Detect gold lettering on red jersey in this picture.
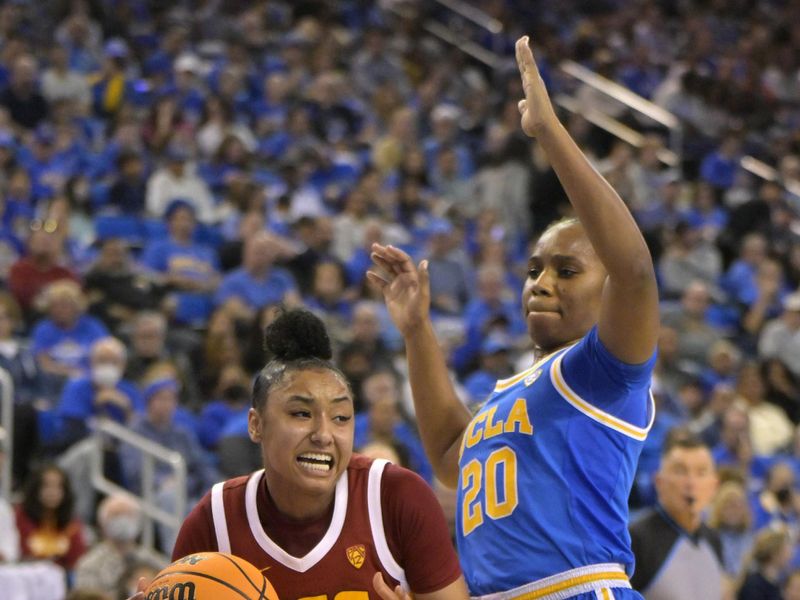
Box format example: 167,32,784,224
346,544,366,569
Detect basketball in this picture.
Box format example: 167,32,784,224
144,552,280,600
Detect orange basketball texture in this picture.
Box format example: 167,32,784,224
144,552,280,600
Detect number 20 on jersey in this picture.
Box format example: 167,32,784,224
461,446,518,535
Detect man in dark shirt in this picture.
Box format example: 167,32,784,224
106,151,147,215
630,430,725,599
84,236,163,333
0,54,48,129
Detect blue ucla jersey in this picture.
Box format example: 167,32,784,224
456,327,656,596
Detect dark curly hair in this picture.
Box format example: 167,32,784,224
252,308,351,411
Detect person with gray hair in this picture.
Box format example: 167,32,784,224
123,311,199,409
73,493,164,593
48,336,144,453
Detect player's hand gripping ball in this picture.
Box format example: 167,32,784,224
144,552,280,599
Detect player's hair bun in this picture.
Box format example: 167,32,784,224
264,308,333,361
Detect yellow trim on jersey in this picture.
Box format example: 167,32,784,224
514,572,628,600
550,353,655,441
471,563,631,600
494,344,577,393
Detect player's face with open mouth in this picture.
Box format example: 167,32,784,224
253,368,354,504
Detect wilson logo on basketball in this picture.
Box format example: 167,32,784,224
146,581,196,600
346,544,366,569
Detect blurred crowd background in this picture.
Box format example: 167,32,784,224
2,0,800,598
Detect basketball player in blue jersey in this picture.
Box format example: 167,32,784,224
369,36,660,600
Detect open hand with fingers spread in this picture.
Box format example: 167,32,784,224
367,243,430,337
515,36,558,138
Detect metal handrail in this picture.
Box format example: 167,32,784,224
554,94,679,166
0,367,13,501
740,156,800,198
89,418,186,554
422,20,503,68
433,0,503,34
403,1,799,199
559,60,680,130
557,60,800,201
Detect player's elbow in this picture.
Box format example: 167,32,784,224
613,255,657,290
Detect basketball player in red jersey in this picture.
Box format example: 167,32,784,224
131,308,465,600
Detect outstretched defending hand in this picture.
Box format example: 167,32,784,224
515,36,558,138
367,243,430,337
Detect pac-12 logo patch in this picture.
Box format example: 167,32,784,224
346,544,366,569
524,369,542,387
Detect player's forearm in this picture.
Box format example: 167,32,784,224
403,321,471,484
536,120,655,284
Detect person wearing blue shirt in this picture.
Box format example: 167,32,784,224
214,230,300,321
196,365,251,452
50,336,144,452
121,377,219,554
462,337,515,410
699,133,743,190
454,264,527,375
369,37,659,599
353,369,433,484
140,199,220,326
31,280,108,385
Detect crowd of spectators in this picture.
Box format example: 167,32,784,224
1,0,800,598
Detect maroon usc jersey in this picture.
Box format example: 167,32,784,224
173,455,461,600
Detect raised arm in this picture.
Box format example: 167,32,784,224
367,248,472,487
516,37,659,363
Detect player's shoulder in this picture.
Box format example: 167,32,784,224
349,454,429,491
347,453,375,473
381,462,436,508
207,472,258,503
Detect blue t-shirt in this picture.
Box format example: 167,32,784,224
213,267,297,310
353,414,433,484
30,315,109,372
196,400,250,450
140,238,219,324
57,376,144,424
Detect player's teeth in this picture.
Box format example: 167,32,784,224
299,462,331,472
297,453,333,472
298,453,333,463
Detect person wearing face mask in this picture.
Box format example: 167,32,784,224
73,494,164,593
48,336,144,453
